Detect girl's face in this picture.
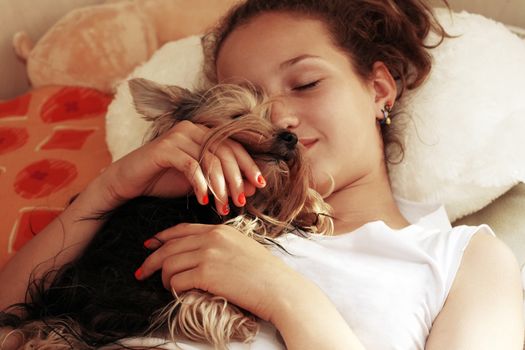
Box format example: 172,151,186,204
216,12,391,195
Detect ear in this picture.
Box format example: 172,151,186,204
128,78,192,119
368,62,397,120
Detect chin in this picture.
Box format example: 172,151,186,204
310,168,336,199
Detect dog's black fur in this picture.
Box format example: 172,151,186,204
0,192,299,348
0,196,227,346
0,79,316,349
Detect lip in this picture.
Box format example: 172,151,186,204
299,138,318,149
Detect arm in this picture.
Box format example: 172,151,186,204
0,121,263,310
270,270,366,350
139,223,367,350
0,176,112,310
425,232,524,350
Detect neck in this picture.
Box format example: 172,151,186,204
324,166,410,235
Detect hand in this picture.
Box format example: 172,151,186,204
100,120,266,214
135,222,293,322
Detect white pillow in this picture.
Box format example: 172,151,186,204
389,8,525,221
105,10,525,222
105,35,206,161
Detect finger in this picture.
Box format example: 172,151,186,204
189,124,263,200
160,251,202,289
244,182,257,197
169,267,204,295
139,233,206,280
178,123,226,206
152,134,210,204
174,123,263,205
144,223,211,249
192,124,264,191
143,235,164,250
153,122,206,163
214,142,246,207
166,149,210,205
187,122,210,143
201,152,230,215
229,140,266,189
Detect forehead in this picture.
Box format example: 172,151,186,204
216,12,345,82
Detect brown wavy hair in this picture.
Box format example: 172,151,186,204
202,0,452,164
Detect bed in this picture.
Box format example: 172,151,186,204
1,0,524,346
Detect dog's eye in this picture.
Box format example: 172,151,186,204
293,80,321,91
231,114,242,119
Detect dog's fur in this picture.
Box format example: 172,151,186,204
0,78,333,350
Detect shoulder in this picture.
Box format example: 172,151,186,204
469,227,516,256
456,228,521,288
426,227,524,349
453,228,522,303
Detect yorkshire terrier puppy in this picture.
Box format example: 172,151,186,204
0,78,333,350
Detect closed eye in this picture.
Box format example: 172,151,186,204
293,80,321,91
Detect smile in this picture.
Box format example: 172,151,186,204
299,138,318,150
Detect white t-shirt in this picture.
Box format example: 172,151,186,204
118,198,494,350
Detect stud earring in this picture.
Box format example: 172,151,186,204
380,103,393,126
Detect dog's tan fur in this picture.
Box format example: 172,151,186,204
132,78,333,348
1,78,333,350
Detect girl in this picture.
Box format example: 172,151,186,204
1,0,523,349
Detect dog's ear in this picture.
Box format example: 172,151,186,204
128,78,195,120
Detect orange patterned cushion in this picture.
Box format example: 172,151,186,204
0,86,113,268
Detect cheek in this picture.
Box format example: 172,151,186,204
300,88,347,127
311,89,365,139
313,92,376,163
301,86,381,189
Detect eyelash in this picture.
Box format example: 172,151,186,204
293,80,321,91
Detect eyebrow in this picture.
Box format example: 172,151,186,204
279,54,322,70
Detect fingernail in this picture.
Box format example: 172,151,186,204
202,195,209,205
257,174,266,187
144,237,163,250
144,239,154,249
134,267,143,280
222,204,230,215
238,192,246,206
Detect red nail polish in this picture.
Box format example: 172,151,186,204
143,239,154,249
238,193,246,206
134,267,143,280
202,195,209,205
257,175,266,186
222,204,230,215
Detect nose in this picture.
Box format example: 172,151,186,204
270,99,299,129
278,131,298,150
273,130,299,161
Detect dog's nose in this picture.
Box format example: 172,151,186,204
278,131,298,149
